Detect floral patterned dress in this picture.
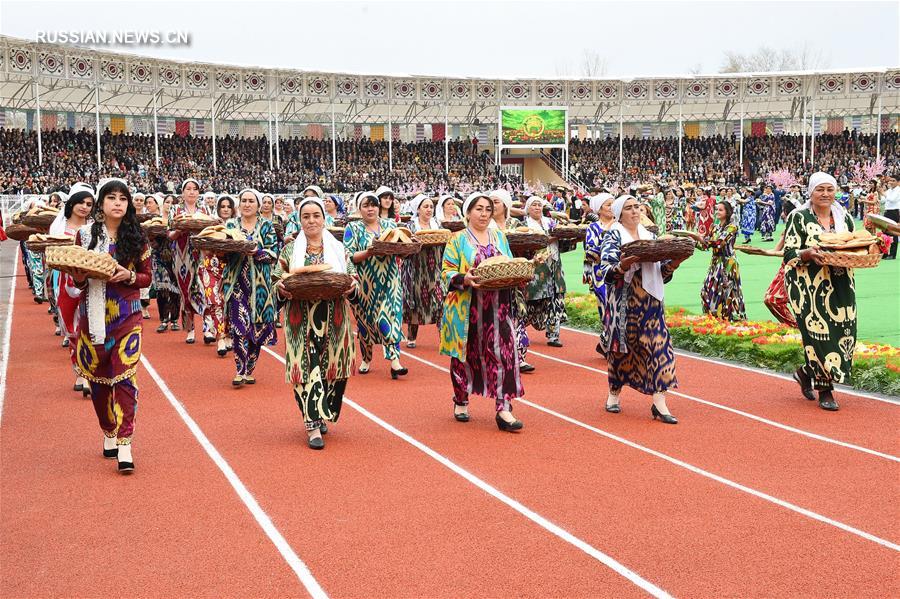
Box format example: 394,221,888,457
222,218,278,377
783,208,857,390
523,220,567,343
198,253,226,339
343,219,403,362
700,223,747,321
599,229,678,395
758,194,776,239
169,203,209,329
441,229,523,410
740,196,757,239
401,218,444,335
274,243,356,431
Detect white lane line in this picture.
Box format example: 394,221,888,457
262,347,672,599
559,325,897,404
141,355,328,599
398,349,900,553
527,349,900,463
0,245,19,426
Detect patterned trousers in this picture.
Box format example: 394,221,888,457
293,379,347,431
90,376,138,445
358,338,400,363
233,336,263,376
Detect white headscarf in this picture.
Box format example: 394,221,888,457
291,197,347,273
590,193,614,214
802,172,848,233
303,185,324,199
181,178,201,193
237,188,261,206
435,195,459,222
610,195,665,302
489,189,513,216
375,185,394,199
463,192,490,217
524,196,551,233
50,183,93,236
410,194,440,230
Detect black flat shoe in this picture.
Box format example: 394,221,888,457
818,391,839,411
454,408,470,422
103,445,118,459
320,423,328,435
217,349,227,357
651,405,678,424
495,413,523,432
358,365,370,375
547,340,563,348
519,362,535,373
156,323,168,333
117,460,134,474
244,376,256,385
307,435,325,450
171,324,181,331
185,338,195,345
203,335,215,345
62,338,69,348
73,382,83,392
390,367,408,380
793,368,816,401
605,404,621,413
232,376,244,387
82,387,91,398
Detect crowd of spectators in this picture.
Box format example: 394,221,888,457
0,126,896,196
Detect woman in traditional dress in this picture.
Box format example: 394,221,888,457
671,187,686,231
487,190,533,371
198,195,235,356
663,190,676,233
758,185,777,242
684,188,696,231
783,172,858,412
344,192,407,378
152,194,182,333
763,230,798,329
861,180,881,234
440,192,524,431
699,201,747,321
222,189,279,386
401,194,444,348
22,197,49,304
49,183,94,394
144,194,160,217
168,179,209,344
273,197,357,450
738,188,757,244
71,178,151,474
649,185,666,232
599,195,685,423
584,193,616,353
695,189,714,238
522,196,567,348
322,195,342,225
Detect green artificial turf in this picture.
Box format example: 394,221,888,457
561,221,900,346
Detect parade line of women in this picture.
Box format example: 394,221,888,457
14,172,865,473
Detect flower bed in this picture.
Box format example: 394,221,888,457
564,293,900,396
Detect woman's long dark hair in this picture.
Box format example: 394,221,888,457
217,195,236,219
378,194,396,219
89,180,146,266
64,191,93,219
717,200,734,224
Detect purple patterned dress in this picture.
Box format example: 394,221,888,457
450,242,524,411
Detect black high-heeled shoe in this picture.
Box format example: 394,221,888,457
817,390,839,411
793,368,816,401
651,404,678,424
605,403,621,413
495,413,523,432
390,367,408,380
454,407,470,422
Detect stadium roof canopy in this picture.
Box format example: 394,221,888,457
1,35,898,127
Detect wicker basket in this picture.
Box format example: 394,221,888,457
370,239,422,257
20,213,57,230
506,231,550,255
470,259,535,290
441,220,465,232
169,216,223,233
414,229,452,246
736,245,783,257
142,223,169,238
25,236,75,253
193,237,258,255
551,225,587,241
282,271,353,301
818,250,882,269
399,214,411,223
136,213,157,223
621,237,696,262
6,223,42,241
327,226,346,241
45,245,118,280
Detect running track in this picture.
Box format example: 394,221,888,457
2,247,898,597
